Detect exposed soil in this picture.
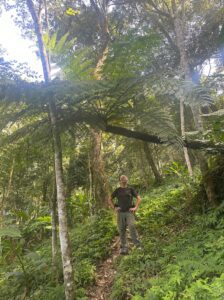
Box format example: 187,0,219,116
87,236,120,300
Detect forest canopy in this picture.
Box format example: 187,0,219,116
1,1,224,299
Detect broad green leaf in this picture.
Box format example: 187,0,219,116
0,227,21,238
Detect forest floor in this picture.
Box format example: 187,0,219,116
87,236,120,300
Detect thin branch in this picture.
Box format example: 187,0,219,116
147,0,172,19
163,0,172,15
149,14,177,53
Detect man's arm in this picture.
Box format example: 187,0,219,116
108,189,119,211
108,196,120,212
129,195,141,212
108,196,115,209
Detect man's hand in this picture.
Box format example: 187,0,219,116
129,206,137,212
115,207,121,212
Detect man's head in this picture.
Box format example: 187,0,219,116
119,175,128,187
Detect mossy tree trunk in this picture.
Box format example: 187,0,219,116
90,129,109,209
89,0,110,209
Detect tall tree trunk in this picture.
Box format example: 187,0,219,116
153,144,163,176
90,0,110,79
6,158,15,199
191,104,217,204
0,190,5,256
89,0,110,209
88,153,93,215
139,146,150,189
49,102,74,296
143,142,162,184
172,0,193,177
42,179,48,203
26,1,75,298
90,129,109,209
51,181,58,282
180,97,193,177
172,0,216,203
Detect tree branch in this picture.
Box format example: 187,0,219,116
105,125,165,144
150,15,178,53
103,124,224,154
148,0,172,19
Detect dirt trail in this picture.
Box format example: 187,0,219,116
87,236,120,300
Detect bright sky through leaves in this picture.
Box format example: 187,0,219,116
0,10,43,77
0,5,215,81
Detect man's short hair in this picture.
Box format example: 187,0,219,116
119,175,128,182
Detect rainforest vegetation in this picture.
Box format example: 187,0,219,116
0,0,224,299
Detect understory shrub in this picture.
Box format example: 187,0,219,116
111,180,224,300
0,210,116,300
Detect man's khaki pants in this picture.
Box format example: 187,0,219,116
117,211,140,248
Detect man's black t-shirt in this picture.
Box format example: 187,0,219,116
111,187,138,212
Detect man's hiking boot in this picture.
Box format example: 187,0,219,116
134,244,143,251
120,247,128,255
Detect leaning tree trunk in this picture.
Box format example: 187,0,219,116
26,1,75,298
143,142,163,184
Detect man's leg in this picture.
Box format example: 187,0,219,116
126,212,141,246
117,212,127,251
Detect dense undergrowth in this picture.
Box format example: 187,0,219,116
0,210,116,300
1,175,224,300
110,179,224,299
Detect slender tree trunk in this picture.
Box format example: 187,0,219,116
48,101,75,299
1,160,14,253
143,142,163,184
153,145,163,176
51,181,58,282
42,179,48,202
172,0,193,177
26,1,75,298
0,191,5,256
88,153,93,215
180,97,193,177
6,158,15,199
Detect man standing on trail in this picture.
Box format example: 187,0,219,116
108,175,142,254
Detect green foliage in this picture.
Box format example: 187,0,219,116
44,31,94,80
103,29,161,79
110,178,224,299
110,181,187,299
71,210,116,264
0,210,116,300
0,227,21,238
66,188,92,225
164,161,201,202
1,2,224,300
